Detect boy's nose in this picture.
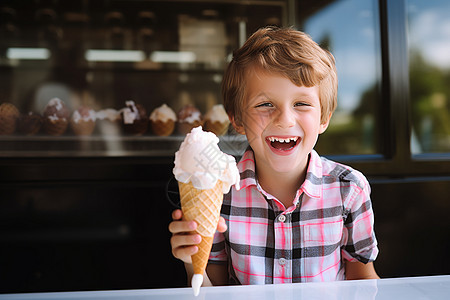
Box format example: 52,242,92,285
274,108,295,128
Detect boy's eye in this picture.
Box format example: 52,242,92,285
294,102,310,107
255,102,273,108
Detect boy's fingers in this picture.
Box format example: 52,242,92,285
168,220,197,234
217,217,227,233
171,234,201,263
172,245,197,263
171,233,202,249
171,209,183,220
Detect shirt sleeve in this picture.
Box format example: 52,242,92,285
209,230,228,264
341,176,379,264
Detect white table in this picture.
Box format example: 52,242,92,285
2,275,450,300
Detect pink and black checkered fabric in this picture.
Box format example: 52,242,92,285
209,149,378,284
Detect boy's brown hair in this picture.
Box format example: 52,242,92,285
222,26,337,126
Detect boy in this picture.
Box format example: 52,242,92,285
169,26,379,286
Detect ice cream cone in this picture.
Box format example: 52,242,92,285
191,235,214,275
151,119,175,136
179,180,224,237
178,180,224,295
0,103,20,135
70,119,95,136
204,104,230,136
173,126,240,296
149,104,177,136
43,118,68,136
70,106,96,136
42,98,70,136
121,101,148,135
204,120,229,136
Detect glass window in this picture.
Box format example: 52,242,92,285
0,0,288,157
299,0,382,155
407,0,450,154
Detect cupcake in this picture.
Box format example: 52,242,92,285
177,104,202,135
120,100,148,135
149,104,177,136
42,98,70,136
70,106,96,136
204,104,230,136
0,102,20,135
18,111,43,135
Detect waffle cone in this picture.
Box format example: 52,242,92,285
205,120,229,136
179,180,224,275
0,103,20,135
70,120,96,136
151,119,175,136
192,235,214,275
43,118,68,136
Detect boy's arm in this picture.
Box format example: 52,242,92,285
345,261,380,280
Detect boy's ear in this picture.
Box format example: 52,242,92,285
229,115,245,135
319,113,332,134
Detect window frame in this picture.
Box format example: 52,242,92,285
327,0,450,178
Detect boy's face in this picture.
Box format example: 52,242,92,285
233,69,330,176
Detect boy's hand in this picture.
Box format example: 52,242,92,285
169,209,227,264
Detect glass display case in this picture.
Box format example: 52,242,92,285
0,0,292,157
0,0,293,293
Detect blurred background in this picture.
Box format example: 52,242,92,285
0,0,449,293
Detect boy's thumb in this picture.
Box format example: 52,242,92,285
217,216,227,233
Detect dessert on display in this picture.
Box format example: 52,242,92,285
18,111,43,135
173,126,240,296
177,104,202,135
42,98,70,136
0,102,20,135
121,100,148,135
149,103,177,136
70,106,97,136
1,99,233,140
204,104,230,136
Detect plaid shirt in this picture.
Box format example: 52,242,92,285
209,148,378,284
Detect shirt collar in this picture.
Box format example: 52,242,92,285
237,148,323,199
237,147,257,190
301,149,323,199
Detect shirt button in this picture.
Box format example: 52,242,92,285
278,215,286,223
279,258,286,266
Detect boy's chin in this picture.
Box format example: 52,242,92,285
268,160,302,174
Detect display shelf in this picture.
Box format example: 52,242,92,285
0,134,248,157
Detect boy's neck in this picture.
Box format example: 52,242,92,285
256,163,307,209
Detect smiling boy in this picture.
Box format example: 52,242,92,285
169,26,379,286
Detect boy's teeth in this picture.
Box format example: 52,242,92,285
268,137,298,143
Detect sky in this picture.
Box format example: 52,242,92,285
304,0,380,112
407,0,450,68
302,0,450,112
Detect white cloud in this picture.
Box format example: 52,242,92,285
334,48,379,111
410,7,450,68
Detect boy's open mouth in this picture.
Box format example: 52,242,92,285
267,136,299,151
